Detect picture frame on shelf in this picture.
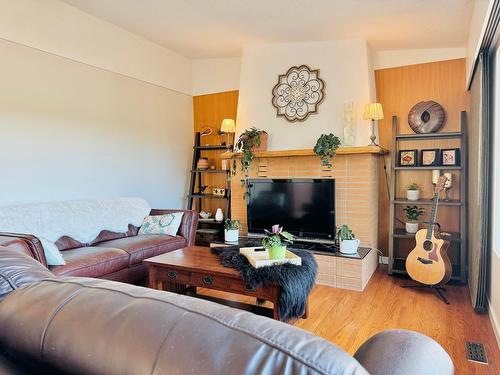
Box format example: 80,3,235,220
420,148,440,166
441,148,461,166
399,149,418,167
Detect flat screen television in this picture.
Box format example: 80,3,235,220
247,178,335,241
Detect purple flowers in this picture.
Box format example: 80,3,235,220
271,224,283,234
262,224,295,249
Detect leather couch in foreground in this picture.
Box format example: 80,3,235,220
0,208,198,283
0,248,454,375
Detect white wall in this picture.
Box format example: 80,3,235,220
0,0,192,95
0,38,192,208
237,40,374,150
374,47,466,70
192,58,241,96
466,0,495,87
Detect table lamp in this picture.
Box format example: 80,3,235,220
220,119,236,148
363,103,384,146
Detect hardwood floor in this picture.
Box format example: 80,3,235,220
198,266,499,374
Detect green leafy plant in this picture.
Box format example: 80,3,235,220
224,219,241,230
337,225,355,241
407,182,419,191
261,224,295,249
403,205,424,222
232,127,267,199
313,133,341,168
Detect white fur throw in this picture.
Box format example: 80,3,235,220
0,197,151,266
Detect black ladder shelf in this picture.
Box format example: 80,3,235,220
187,132,232,243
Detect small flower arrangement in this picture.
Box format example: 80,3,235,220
262,225,295,259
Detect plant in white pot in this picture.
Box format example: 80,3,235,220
406,182,420,201
262,224,295,260
337,225,360,254
403,205,424,234
224,219,241,243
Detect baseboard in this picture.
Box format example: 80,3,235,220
379,256,388,265
487,297,500,348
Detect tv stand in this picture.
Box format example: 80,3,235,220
210,237,378,291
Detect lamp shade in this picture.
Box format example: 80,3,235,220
363,103,384,121
220,119,236,133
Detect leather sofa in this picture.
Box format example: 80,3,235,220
0,208,198,284
0,248,454,375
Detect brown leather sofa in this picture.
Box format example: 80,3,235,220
0,209,198,284
0,248,454,375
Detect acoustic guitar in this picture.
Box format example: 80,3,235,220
405,176,452,285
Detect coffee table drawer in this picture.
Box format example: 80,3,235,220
190,272,227,289
156,268,190,284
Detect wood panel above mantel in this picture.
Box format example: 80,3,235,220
221,146,387,159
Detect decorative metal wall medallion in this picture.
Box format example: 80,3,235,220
272,65,325,122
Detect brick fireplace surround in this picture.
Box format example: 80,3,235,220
226,146,385,249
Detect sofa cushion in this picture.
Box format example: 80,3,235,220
95,235,186,265
50,247,129,278
0,247,54,303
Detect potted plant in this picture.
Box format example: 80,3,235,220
406,182,420,201
337,225,360,254
224,219,241,242
232,127,268,199
403,205,424,233
261,224,295,260
313,133,341,168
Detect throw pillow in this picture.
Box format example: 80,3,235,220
138,212,183,236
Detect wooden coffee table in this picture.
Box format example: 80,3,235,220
144,246,308,321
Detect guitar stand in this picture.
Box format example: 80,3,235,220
401,284,449,305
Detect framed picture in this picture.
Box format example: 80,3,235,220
399,149,418,167
441,148,461,166
420,148,440,166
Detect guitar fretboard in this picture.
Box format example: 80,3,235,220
426,192,440,240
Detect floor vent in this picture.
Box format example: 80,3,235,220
466,342,488,364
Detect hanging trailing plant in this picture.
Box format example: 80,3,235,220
313,133,341,168
231,127,267,200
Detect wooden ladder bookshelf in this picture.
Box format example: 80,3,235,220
187,132,232,245
388,111,468,283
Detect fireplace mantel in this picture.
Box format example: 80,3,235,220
222,145,387,159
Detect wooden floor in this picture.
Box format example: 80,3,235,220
198,266,499,374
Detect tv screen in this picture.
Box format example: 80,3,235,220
247,179,335,240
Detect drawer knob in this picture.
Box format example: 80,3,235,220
202,276,214,285
245,284,256,292
167,271,177,279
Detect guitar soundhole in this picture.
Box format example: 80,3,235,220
423,240,434,251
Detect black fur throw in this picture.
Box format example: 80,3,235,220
211,246,317,322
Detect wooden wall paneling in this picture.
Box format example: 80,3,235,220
192,91,239,215
375,59,470,256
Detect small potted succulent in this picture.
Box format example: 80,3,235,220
403,205,424,234
406,182,420,201
337,225,360,254
262,224,295,260
224,219,241,243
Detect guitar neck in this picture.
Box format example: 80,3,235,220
426,192,440,239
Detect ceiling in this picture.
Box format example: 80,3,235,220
62,0,474,59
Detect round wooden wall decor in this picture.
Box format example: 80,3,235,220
408,101,446,134
271,65,325,122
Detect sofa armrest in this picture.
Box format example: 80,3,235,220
354,329,453,375
149,209,198,246
0,233,48,267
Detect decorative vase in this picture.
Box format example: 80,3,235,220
224,229,239,243
215,208,223,222
196,158,209,170
405,222,419,234
251,132,268,152
268,246,287,260
406,190,420,201
339,239,360,254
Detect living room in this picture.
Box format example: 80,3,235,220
0,0,499,374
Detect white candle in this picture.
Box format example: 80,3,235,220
432,170,440,184
444,173,452,188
